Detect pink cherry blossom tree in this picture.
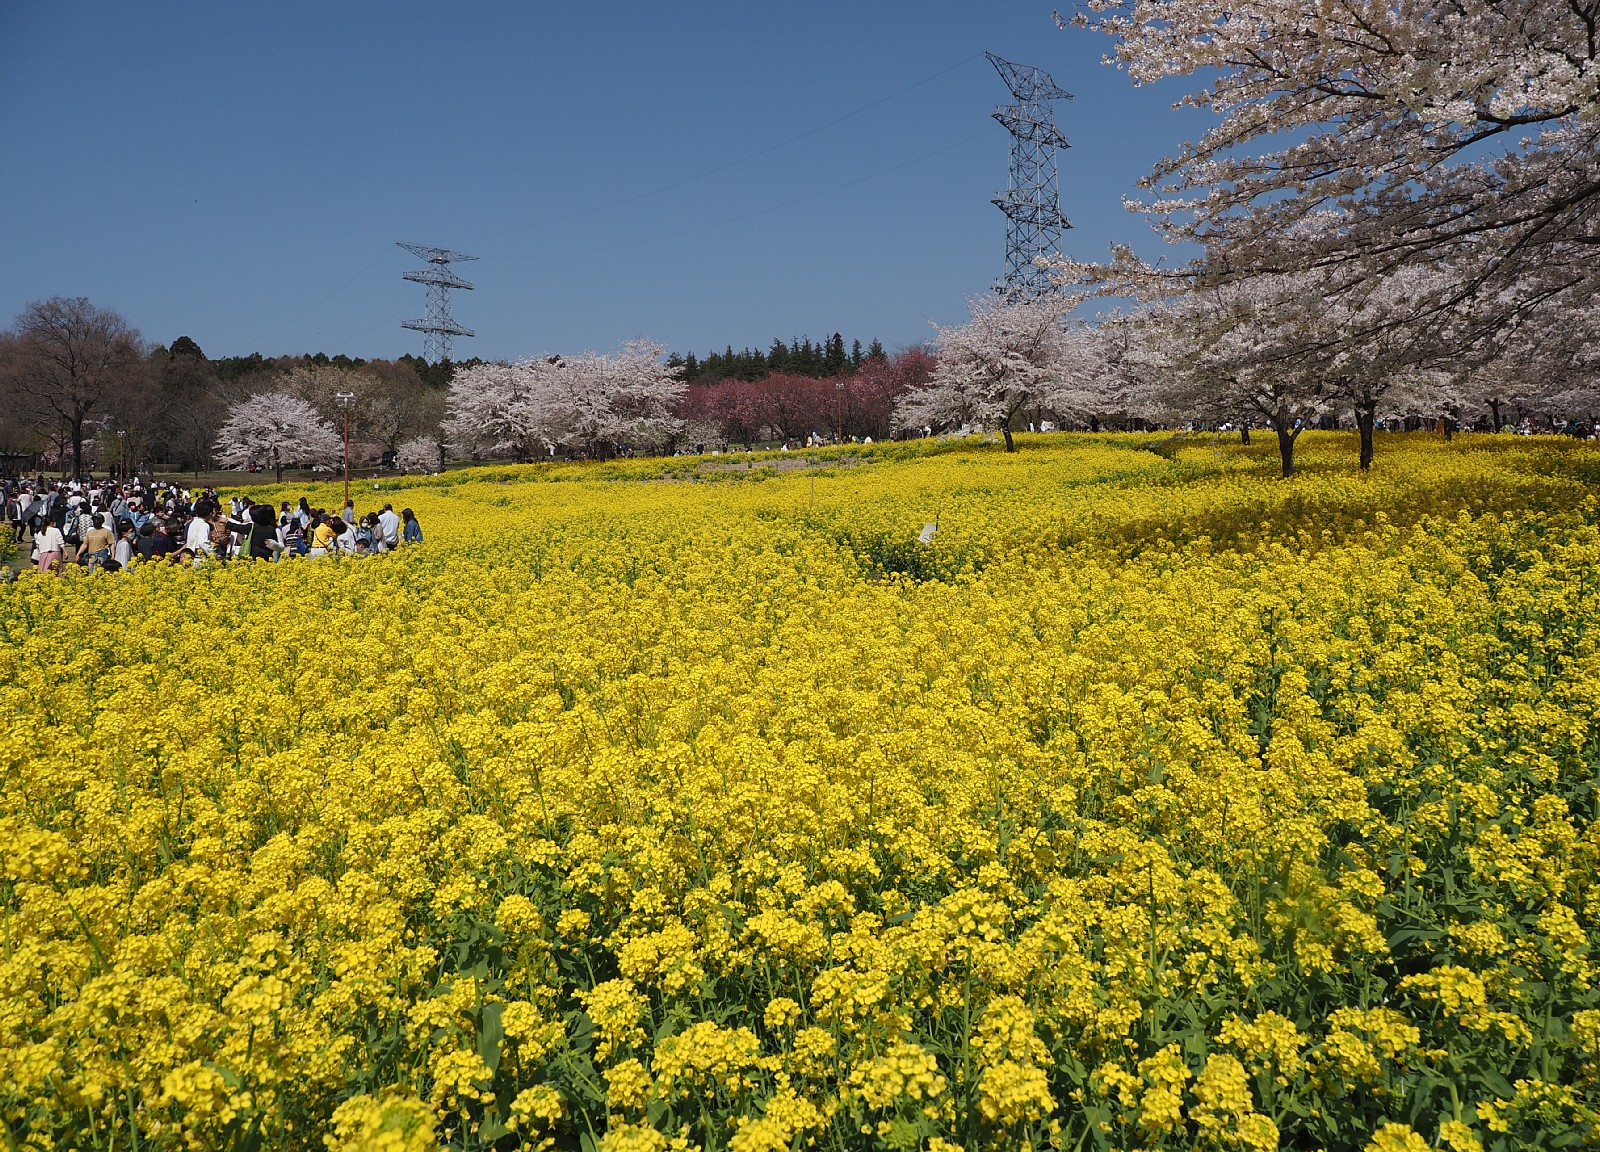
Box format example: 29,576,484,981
445,341,684,462
1064,0,1598,347
214,392,342,482
1121,275,1342,476
395,435,442,475
893,293,1105,450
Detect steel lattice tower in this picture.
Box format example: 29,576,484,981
398,242,477,362
987,52,1073,300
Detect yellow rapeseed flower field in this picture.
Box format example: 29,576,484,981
3,432,1599,1152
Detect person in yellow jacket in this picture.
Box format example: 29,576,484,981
309,515,338,558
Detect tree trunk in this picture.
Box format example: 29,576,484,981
1442,414,1454,441
1001,425,1015,452
1276,426,1299,477
71,420,85,479
1489,399,1503,432
1240,424,1251,445
1356,403,1377,470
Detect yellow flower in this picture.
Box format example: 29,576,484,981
581,979,648,1063
763,997,801,1031
606,1057,653,1113
325,1094,437,1152
1366,1121,1431,1152
1437,1119,1483,1152
850,1041,947,1110
978,1059,1054,1126
5,435,1600,1151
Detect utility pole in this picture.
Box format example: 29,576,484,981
335,391,356,508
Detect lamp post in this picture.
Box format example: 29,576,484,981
335,392,356,508
116,431,126,483
99,414,114,483
835,379,846,445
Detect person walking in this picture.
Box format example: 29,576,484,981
77,513,115,570
32,517,65,576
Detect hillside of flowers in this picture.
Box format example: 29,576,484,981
3,432,1599,1152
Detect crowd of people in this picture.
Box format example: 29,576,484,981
2,477,424,577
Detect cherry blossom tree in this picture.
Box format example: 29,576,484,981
846,349,934,441
395,435,443,475
1310,268,1464,467
1065,0,1599,345
677,419,729,454
444,360,560,462
214,392,342,482
445,341,683,461
1481,299,1600,425
1125,275,1341,476
893,293,1104,450
555,340,685,456
1088,309,1179,431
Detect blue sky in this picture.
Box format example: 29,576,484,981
0,1,1207,363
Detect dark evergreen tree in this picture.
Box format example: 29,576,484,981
212,353,266,381
669,332,888,384
169,335,207,361
825,333,847,376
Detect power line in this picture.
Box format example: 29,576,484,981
224,55,987,357
487,128,993,263
451,53,985,243
232,247,392,353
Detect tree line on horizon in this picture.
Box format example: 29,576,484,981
0,303,926,476
671,333,888,384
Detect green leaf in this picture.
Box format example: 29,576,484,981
478,1000,505,1075
485,1112,512,1143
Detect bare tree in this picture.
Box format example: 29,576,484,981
149,338,230,476
3,298,147,477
